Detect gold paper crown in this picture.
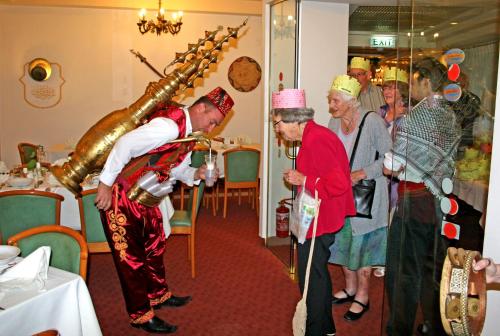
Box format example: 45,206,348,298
383,67,409,84
331,74,362,97
350,57,371,71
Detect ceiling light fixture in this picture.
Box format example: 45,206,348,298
138,0,183,36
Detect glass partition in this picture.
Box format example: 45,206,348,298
381,1,498,335
265,0,298,273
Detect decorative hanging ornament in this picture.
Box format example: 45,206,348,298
441,197,459,215
448,63,461,82
441,177,454,195
441,220,460,240
443,83,462,102
444,48,465,65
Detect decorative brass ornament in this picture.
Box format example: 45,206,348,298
440,247,486,336
19,58,65,109
50,20,247,196
29,58,52,81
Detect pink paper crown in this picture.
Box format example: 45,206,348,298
272,89,306,109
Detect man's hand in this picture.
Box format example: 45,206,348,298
95,182,113,211
195,164,220,181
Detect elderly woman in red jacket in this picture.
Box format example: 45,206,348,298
271,88,355,336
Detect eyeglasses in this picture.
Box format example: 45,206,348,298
273,120,283,128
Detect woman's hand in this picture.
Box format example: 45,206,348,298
283,169,305,186
350,169,366,184
95,182,112,211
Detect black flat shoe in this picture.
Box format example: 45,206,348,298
155,295,192,309
332,289,355,305
343,300,370,321
131,316,177,334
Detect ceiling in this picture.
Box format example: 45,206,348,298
0,0,263,15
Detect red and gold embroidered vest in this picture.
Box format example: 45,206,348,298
115,105,195,197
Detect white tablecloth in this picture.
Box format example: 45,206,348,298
0,264,102,336
453,179,489,227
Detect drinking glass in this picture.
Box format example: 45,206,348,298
204,154,217,187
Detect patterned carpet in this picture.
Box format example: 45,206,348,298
87,199,385,336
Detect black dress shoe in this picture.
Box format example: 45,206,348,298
332,289,355,305
343,300,370,321
131,316,177,334
155,295,192,309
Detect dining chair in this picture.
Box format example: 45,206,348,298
180,147,218,216
77,189,111,253
170,182,205,278
223,148,260,218
17,142,37,165
7,224,89,281
0,190,64,244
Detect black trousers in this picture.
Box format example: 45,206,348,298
297,233,336,336
385,188,449,336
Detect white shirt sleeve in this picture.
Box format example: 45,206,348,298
99,117,179,186
170,153,200,187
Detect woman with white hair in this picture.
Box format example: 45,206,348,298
327,75,392,321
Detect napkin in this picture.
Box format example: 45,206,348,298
159,196,175,238
0,246,51,290
0,161,8,174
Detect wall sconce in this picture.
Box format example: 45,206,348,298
29,58,52,81
137,0,183,36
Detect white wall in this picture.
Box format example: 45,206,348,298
298,1,349,127
0,5,263,167
482,45,500,336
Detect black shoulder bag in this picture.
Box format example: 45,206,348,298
350,112,376,219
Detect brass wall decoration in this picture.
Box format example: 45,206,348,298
19,58,65,109
228,56,262,92
50,20,248,196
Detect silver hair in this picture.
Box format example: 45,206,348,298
271,107,315,123
329,89,361,111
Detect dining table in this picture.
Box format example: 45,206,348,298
0,173,97,231
0,261,102,336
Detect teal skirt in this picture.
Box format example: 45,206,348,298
328,219,387,270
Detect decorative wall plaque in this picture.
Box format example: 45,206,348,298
228,56,261,92
19,59,65,109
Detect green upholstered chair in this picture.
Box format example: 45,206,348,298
17,142,37,165
0,190,64,244
77,189,111,253
7,225,89,281
223,148,260,218
170,182,205,278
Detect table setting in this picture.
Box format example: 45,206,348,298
0,246,102,335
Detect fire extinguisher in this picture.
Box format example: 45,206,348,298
276,199,292,238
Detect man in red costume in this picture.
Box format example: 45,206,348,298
94,87,234,334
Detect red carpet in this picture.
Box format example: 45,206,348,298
87,199,385,335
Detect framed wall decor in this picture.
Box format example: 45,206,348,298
227,56,262,92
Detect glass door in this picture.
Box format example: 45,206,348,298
265,0,298,275
381,1,499,335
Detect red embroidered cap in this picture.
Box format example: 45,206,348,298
204,87,234,117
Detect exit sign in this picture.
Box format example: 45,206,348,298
370,35,396,48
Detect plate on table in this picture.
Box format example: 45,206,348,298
0,246,20,266
7,177,33,188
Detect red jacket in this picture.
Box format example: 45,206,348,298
297,120,355,238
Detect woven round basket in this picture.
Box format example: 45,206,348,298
440,247,486,335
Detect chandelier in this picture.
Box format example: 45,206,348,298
137,0,183,36
273,4,295,40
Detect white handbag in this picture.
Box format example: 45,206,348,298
292,188,321,336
